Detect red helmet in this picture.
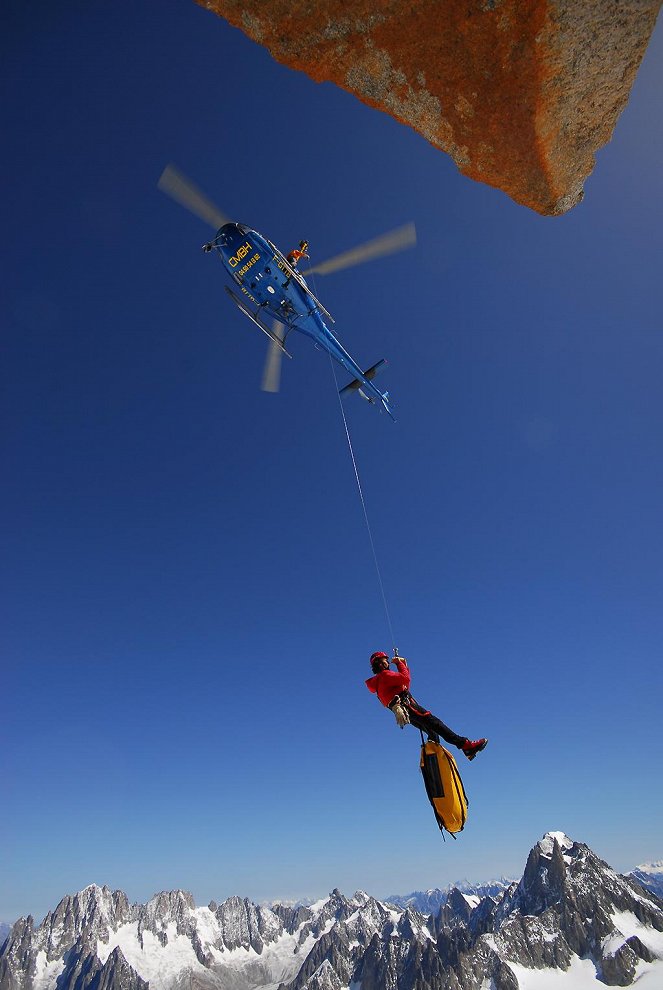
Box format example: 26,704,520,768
370,651,389,671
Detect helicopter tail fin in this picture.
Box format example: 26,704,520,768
338,359,387,398
339,360,394,420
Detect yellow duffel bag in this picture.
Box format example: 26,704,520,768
420,739,469,836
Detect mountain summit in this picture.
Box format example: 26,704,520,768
2,832,662,989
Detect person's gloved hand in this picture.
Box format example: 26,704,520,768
392,701,410,728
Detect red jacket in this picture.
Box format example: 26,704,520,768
366,658,411,707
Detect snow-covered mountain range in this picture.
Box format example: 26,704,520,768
384,879,514,915
1,832,662,989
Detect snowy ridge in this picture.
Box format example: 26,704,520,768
1,833,663,989
636,861,663,875
628,861,663,900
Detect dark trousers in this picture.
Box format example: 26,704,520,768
403,696,466,749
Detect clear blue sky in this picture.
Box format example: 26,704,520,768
2,1,662,924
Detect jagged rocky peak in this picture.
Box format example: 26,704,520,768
310,889,351,928
538,829,574,856
489,830,663,986
346,893,398,940
503,830,608,918
270,899,314,935
55,944,147,990
395,905,428,943
139,889,195,936
144,889,194,918
325,889,347,910
445,886,481,922
39,884,131,959
0,916,37,988
195,0,660,215
516,830,575,914
94,945,148,990
314,888,399,944
212,893,282,953
51,884,128,926
515,829,663,923
0,886,133,990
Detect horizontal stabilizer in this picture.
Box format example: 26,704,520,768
339,359,387,397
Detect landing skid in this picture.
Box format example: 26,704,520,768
224,287,292,357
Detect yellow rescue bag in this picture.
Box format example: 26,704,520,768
420,740,469,835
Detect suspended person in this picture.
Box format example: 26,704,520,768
366,652,488,760
286,239,310,269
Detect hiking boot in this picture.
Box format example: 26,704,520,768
462,738,488,761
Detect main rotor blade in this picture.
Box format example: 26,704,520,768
157,164,230,230
308,222,417,276
261,322,286,393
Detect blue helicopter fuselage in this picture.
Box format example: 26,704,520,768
211,223,393,416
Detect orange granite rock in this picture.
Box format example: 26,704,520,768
195,0,660,214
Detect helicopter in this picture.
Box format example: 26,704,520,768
158,165,416,419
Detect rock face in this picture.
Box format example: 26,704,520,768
195,0,661,215
2,835,663,989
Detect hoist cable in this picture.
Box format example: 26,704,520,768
306,263,397,651
327,352,397,652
